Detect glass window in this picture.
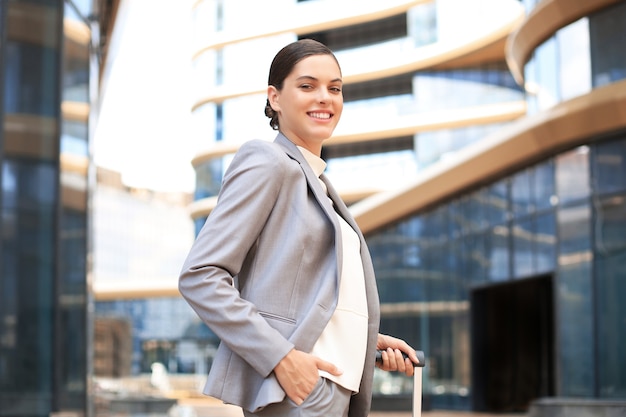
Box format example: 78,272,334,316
449,200,463,239
535,212,556,274
414,63,522,112
4,41,60,117
61,119,88,155
534,160,556,211
557,261,595,397
511,169,532,217
326,148,417,192
556,201,593,395
462,192,484,233
556,146,590,205
524,55,539,115
194,159,224,200
533,37,560,110
595,251,626,399
557,18,591,101
592,137,626,195
1,163,58,415
589,0,626,87
557,204,591,260
512,218,533,278
408,2,437,47
595,194,626,254
487,224,510,281
485,180,509,225
305,13,407,53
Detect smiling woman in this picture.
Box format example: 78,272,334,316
178,39,420,417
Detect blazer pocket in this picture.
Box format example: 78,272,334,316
259,311,297,337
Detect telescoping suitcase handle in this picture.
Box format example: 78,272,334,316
375,350,426,417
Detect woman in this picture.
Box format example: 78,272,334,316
179,39,419,417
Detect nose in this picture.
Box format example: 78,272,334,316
318,88,330,103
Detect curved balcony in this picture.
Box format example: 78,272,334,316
192,0,524,110
351,78,626,233
506,0,621,84
192,0,430,57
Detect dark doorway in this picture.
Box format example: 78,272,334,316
471,275,555,412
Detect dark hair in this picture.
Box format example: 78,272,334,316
265,39,340,130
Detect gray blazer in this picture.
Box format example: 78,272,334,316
178,133,380,416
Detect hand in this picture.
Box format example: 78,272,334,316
273,349,342,405
376,333,419,377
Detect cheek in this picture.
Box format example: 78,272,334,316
335,103,344,117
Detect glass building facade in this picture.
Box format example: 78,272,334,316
1,0,96,416
365,0,626,412
369,135,626,409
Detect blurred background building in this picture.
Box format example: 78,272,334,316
1,0,625,417
0,0,110,415
92,166,195,377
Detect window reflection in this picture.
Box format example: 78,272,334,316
558,18,591,101
511,169,532,216
557,261,594,397
512,218,533,278
592,139,626,195
595,194,626,254
534,160,556,210
595,251,626,398
556,147,590,205
535,212,556,274
589,1,626,87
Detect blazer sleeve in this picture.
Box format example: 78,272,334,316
178,140,295,378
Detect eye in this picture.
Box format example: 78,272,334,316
330,86,342,93
299,84,314,90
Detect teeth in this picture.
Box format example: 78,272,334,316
309,112,331,119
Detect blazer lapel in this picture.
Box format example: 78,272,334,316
320,174,362,235
274,133,344,277
274,134,338,224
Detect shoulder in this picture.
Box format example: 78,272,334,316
230,139,300,174
237,139,284,158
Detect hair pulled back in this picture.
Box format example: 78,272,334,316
265,39,339,130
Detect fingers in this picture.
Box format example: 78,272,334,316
316,357,343,377
274,350,342,405
377,333,420,367
274,350,319,405
378,347,415,376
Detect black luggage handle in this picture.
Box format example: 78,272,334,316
375,349,425,368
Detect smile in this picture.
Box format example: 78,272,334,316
308,112,332,120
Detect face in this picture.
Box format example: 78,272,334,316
267,54,343,156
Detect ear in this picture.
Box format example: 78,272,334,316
267,85,281,112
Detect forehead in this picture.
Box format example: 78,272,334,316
289,54,342,80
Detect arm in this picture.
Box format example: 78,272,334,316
375,333,420,377
178,141,294,378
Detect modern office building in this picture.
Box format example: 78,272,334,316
188,0,626,414
0,0,118,416
92,166,196,376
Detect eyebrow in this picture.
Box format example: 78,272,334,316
296,75,343,83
